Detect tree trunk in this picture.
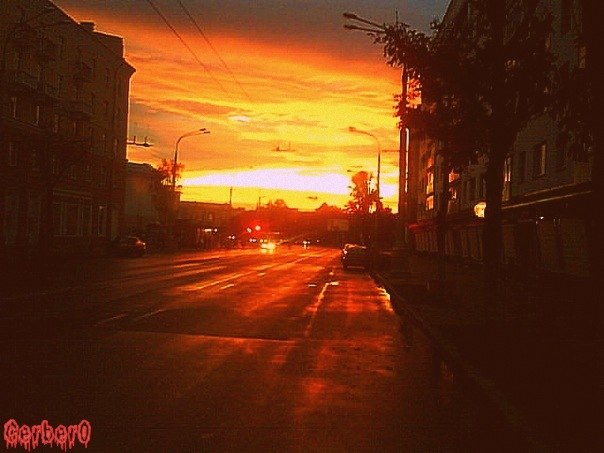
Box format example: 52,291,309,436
436,152,450,300
580,0,602,325
483,0,507,319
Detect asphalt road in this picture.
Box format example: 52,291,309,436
1,247,526,452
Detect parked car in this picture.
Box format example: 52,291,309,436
110,236,146,257
341,244,369,270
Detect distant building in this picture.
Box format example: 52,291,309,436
123,162,161,236
177,201,243,248
407,0,591,278
0,0,135,256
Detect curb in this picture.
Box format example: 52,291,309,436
372,271,552,452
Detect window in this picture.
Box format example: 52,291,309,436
449,186,458,200
31,151,39,171
80,203,91,236
468,177,476,201
503,156,512,201
105,68,110,87
545,32,552,52
57,74,63,96
99,167,107,186
426,195,434,211
64,203,79,236
97,205,107,237
477,174,485,198
58,36,65,58
504,156,512,184
8,142,17,166
52,113,60,133
52,155,60,175
13,51,22,69
90,92,95,113
84,164,91,181
10,96,18,118
561,0,571,34
556,138,567,170
89,126,95,150
104,100,109,119
53,202,62,236
69,164,77,180
426,171,434,194
34,105,41,126
578,44,586,69
533,142,547,178
518,151,526,183
33,63,42,84
4,191,19,245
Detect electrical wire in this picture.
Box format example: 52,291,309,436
177,0,253,102
144,0,231,97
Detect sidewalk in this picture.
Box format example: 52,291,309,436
374,252,602,452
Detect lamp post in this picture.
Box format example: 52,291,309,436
348,126,383,255
344,12,410,249
348,126,381,211
172,128,210,191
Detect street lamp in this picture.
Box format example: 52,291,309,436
126,136,152,147
344,11,411,248
348,126,381,211
172,128,210,190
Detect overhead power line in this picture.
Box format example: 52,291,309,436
144,0,231,97
176,0,253,102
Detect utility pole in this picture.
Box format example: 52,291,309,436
398,65,409,248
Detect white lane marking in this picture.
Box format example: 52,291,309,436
303,281,331,338
96,313,127,325
220,283,235,290
133,308,166,322
194,273,245,290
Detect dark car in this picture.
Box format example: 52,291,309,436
341,244,369,270
110,236,146,257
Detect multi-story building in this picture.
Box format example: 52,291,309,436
123,162,161,237
177,201,243,248
0,0,135,256
408,0,592,278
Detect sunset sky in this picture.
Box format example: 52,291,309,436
53,0,449,211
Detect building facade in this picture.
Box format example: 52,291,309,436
177,201,243,248
123,162,161,237
408,0,592,278
0,0,135,256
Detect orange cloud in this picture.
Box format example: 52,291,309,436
54,1,406,211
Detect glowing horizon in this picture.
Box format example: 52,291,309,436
53,0,448,211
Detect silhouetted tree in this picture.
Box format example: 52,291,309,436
346,171,377,214
152,159,182,229
316,203,343,215
367,0,554,308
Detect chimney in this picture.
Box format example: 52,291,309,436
80,21,96,32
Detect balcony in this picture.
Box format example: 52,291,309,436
36,37,58,61
64,100,93,119
39,82,59,100
73,61,93,83
6,70,60,104
7,69,39,92
11,24,38,49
